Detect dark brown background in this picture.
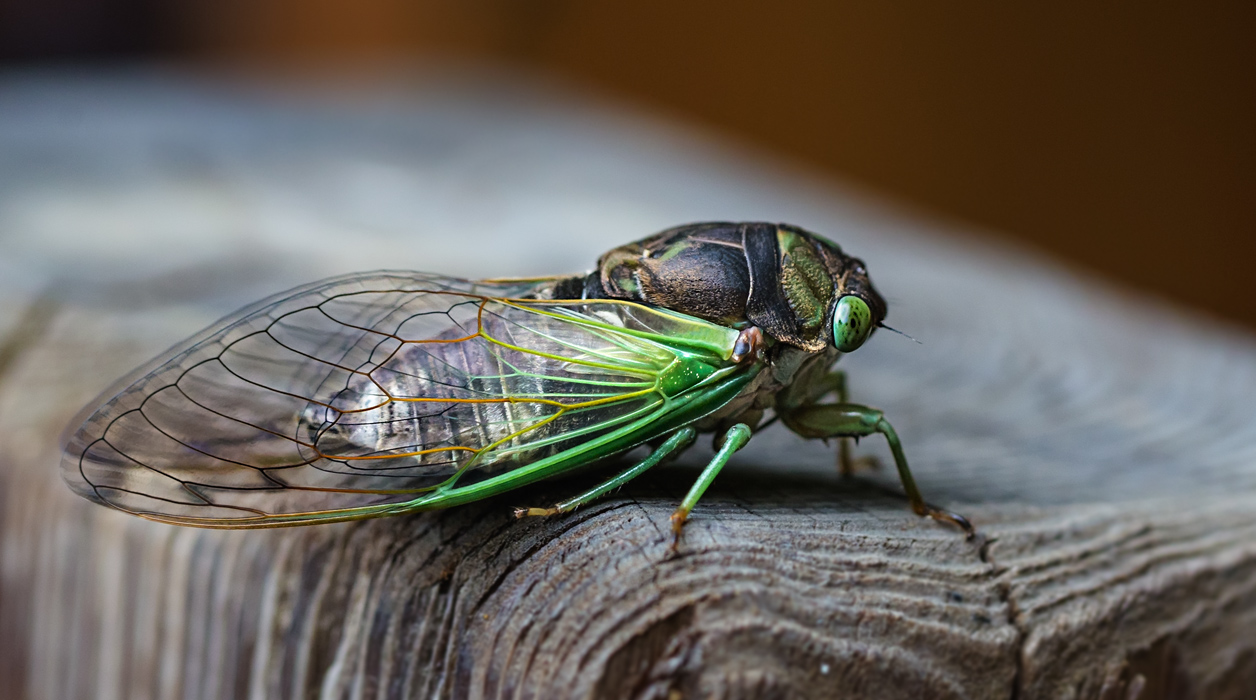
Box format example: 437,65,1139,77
4,1,1253,327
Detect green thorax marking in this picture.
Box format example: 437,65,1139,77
658,356,718,397
776,228,834,331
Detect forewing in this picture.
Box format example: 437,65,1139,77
62,272,736,527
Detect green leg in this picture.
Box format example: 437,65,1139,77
780,403,974,537
514,427,697,518
777,368,848,410
669,423,754,544
776,370,875,476
822,372,863,477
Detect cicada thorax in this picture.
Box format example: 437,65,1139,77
584,222,886,353
593,222,752,327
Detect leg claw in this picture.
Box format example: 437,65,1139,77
513,506,559,519
667,511,689,554
924,505,976,539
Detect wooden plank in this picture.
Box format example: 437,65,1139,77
2,69,1255,699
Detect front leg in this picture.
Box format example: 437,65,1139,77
780,403,973,537
776,370,876,476
776,367,848,409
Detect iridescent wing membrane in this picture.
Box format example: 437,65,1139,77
62,272,743,527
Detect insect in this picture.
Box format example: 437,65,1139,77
62,222,972,541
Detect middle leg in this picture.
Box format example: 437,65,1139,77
669,423,754,547
514,427,697,518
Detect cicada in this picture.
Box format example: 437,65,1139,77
62,222,971,539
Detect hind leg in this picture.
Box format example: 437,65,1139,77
514,428,696,518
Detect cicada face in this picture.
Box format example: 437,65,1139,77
589,222,887,354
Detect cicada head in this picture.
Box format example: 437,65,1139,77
769,223,888,354
590,222,887,355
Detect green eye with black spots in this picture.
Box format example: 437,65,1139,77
832,295,872,352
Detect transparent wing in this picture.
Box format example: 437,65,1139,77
62,271,739,527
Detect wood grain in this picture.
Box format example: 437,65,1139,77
2,69,1255,699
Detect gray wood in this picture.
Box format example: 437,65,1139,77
2,69,1255,699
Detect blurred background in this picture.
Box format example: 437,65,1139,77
1,1,1253,327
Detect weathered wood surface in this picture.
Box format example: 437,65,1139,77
2,70,1256,699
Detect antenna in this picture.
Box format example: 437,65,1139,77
877,323,923,344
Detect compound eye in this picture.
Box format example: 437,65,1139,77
832,296,873,352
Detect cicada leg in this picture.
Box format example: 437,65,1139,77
779,403,974,538
775,370,878,476
514,427,697,518
669,423,753,550
819,372,880,477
